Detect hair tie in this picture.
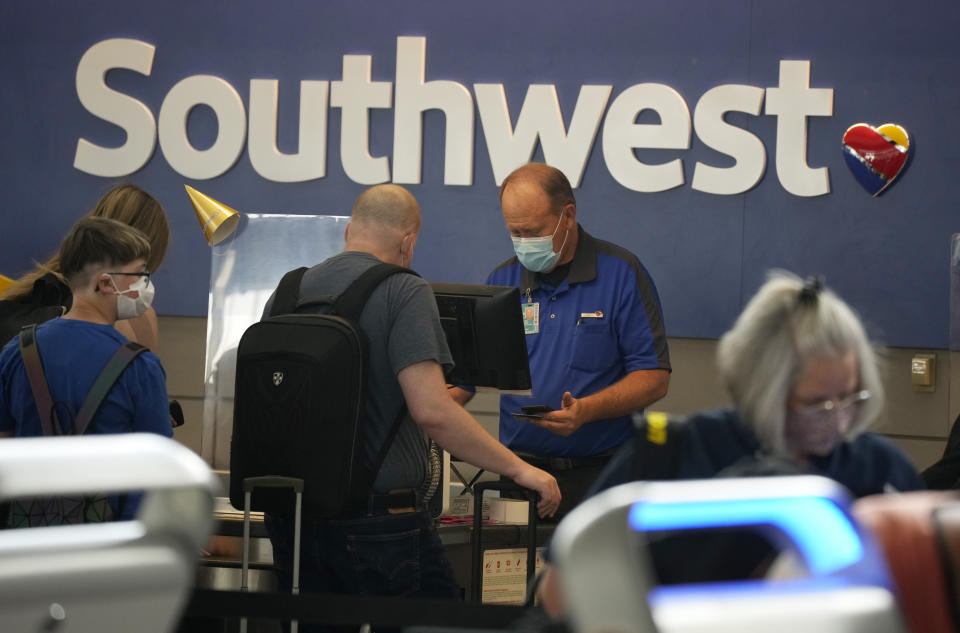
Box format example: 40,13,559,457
798,275,825,305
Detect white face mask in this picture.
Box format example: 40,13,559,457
784,396,862,457
510,212,568,273
110,275,155,320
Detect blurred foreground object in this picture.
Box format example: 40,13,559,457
0,433,217,633
552,476,907,633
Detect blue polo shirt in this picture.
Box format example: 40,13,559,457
486,226,670,457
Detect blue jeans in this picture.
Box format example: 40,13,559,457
265,509,460,601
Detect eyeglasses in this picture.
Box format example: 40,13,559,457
792,389,870,418
107,271,151,283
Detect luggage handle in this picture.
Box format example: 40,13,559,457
242,476,303,633
470,480,538,602
243,476,304,493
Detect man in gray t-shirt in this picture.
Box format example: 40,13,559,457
272,250,451,492
263,184,560,606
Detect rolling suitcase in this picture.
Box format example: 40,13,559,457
241,476,304,633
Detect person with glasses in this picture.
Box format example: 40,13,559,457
590,270,924,499
0,217,172,518
0,184,169,350
532,271,924,620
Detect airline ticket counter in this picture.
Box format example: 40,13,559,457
197,474,554,605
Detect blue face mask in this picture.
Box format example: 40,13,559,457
511,212,569,273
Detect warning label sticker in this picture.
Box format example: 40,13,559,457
481,547,546,605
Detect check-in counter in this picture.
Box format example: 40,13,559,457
197,497,277,592
197,471,553,602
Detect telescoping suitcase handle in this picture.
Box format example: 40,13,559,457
241,476,304,633
470,480,538,603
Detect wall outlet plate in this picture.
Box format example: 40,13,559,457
911,353,936,392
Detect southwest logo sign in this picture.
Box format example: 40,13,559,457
842,123,911,196
71,36,911,197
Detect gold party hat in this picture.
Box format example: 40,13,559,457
184,185,241,246
0,274,13,295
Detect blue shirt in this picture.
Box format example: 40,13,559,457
0,319,171,439
0,319,172,520
486,226,670,457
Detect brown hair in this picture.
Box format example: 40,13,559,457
1,184,169,301
58,217,152,289
498,163,576,211
88,184,169,272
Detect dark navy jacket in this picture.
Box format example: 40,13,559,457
591,407,926,499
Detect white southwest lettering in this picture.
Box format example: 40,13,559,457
330,54,393,185
765,60,834,197
73,39,157,178
248,79,329,183
73,37,834,196
691,84,766,195
393,36,474,186
157,74,246,180
475,83,611,187
602,83,691,193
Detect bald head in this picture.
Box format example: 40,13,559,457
351,184,421,233
499,163,575,209
344,184,421,266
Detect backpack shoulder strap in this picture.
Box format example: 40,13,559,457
268,267,309,317
74,341,147,436
333,263,419,321
335,263,420,506
18,325,57,436
371,406,408,484
351,403,411,508
632,411,686,481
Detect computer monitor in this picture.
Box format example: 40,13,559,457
430,282,531,390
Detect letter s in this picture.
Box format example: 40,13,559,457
73,39,156,177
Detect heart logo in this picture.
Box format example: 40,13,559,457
842,123,911,196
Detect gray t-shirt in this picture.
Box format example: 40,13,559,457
263,251,452,491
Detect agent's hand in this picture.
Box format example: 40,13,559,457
514,465,561,518
526,392,584,437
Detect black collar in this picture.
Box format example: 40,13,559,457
519,225,598,292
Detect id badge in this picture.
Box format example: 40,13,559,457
522,302,540,334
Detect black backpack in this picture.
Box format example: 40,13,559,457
7,324,145,527
0,274,70,347
229,263,417,518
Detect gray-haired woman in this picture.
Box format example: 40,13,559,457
591,270,923,498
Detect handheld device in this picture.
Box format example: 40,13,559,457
521,404,553,414
512,404,553,421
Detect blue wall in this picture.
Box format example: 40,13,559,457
1,0,957,348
